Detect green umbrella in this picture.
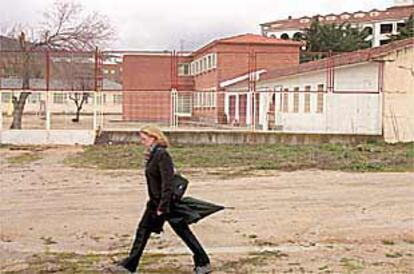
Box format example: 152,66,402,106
169,196,225,225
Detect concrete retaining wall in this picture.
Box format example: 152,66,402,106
96,130,382,145
0,130,95,145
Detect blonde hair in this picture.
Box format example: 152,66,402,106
140,125,170,147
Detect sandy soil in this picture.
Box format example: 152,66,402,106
0,146,413,273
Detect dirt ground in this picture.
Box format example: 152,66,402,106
0,146,413,273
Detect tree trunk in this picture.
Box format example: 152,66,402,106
10,47,31,130
10,92,30,129
72,107,81,123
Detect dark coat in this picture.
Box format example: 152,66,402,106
139,145,224,234
144,145,175,214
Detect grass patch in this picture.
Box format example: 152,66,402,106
218,250,289,273
381,240,395,245
340,257,365,273
385,252,403,258
2,251,189,274
7,152,42,165
64,142,414,172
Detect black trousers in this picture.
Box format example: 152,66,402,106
121,213,210,272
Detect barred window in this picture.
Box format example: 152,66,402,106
293,87,299,113
304,85,311,113
283,89,289,113
317,84,324,113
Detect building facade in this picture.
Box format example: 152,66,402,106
260,0,414,47
122,34,302,124
225,38,414,142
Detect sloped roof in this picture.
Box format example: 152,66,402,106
193,33,303,55
262,5,414,31
260,38,414,81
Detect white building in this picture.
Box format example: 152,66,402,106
224,38,414,142
261,0,414,47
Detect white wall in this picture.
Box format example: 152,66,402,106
225,61,384,135
383,46,414,142
0,130,95,145
256,92,382,134
260,62,379,93
0,90,123,115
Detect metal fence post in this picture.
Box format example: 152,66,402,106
93,91,97,131
46,91,51,130
170,89,177,128
0,89,3,131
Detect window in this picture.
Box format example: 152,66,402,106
363,26,373,35
113,94,122,104
317,84,324,113
211,92,216,107
195,92,200,107
175,94,192,116
53,93,67,104
380,39,391,46
103,69,109,74
208,55,212,69
282,89,289,113
380,24,393,34
202,58,207,72
28,93,41,104
354,13,366,18
293,87,299,113
281,33,289,40
397,22,406,32
293,32,303,41
178,63,190,76
326,16,336,21
194,91,216,108
304,86,311,113
212,53,217,68
95,94,106,105
1,92,12,103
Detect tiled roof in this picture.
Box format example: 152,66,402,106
193,33,302,55
262,5,414,31
260,38,414,81
218,33,302,45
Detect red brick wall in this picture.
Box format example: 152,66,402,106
123,55,171,91
192,43,299,124
123,55,194,91
123,90,171,123
121,43,300,123
192,43,299,91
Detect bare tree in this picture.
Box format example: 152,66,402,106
68,92,90,122
1,0,113,129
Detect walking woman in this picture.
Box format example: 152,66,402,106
111,125,223,274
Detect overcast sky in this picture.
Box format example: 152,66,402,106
0,0,393,50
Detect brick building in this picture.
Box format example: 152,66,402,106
122,33,302,124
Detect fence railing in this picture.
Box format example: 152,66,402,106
1,89,382,135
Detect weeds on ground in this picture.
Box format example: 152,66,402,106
64,142,414,173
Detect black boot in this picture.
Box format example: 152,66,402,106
119,227,151,272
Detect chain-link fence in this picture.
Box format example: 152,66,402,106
1,48,383,134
